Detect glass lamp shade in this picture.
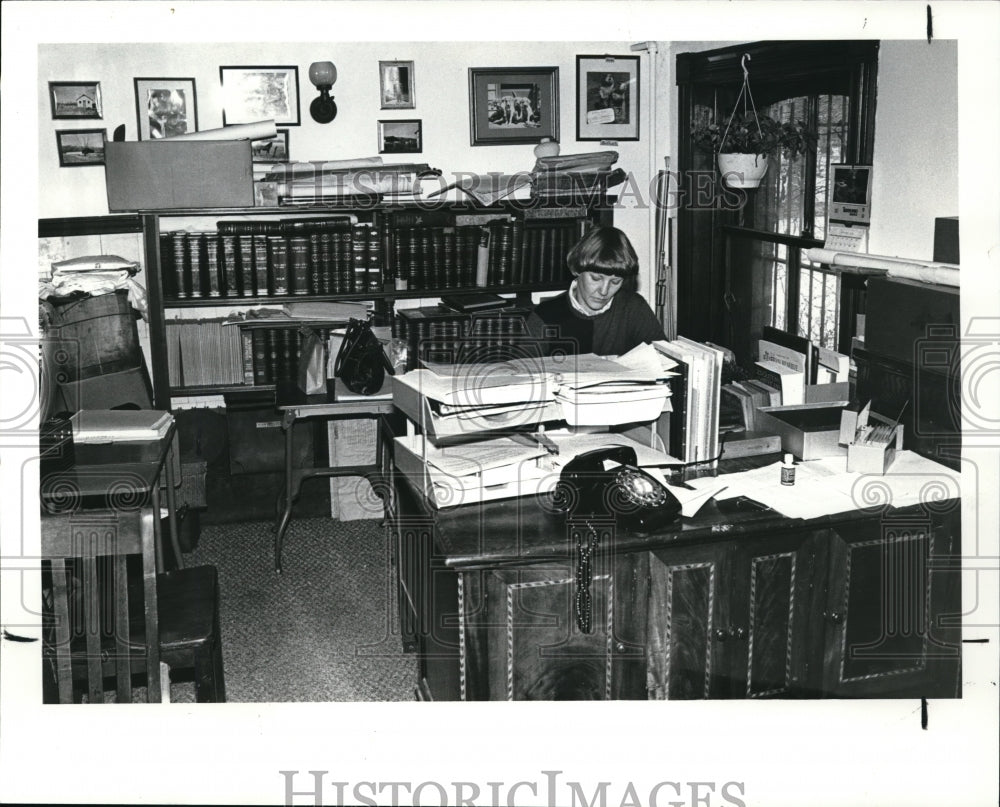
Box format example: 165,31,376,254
308,61,337,89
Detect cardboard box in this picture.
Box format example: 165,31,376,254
756,402,849,460
105,140,254,211
839,407,903,474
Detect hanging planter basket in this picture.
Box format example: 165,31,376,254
718,152,769,189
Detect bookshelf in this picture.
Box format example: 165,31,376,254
139,198,614,408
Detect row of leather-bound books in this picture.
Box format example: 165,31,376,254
160,217,385,300
165,321,333,388
395,305,533,369
160,213,589,300
164,307,535,389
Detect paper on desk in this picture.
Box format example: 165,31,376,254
421,437,548,477
640,467,726,518
684,451,961,520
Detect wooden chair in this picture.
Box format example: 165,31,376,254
41,508,225,704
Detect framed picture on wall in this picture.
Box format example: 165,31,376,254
133,77,199,140
55,128,107,166
468,66,558,146
220,65,301,126
378,119,422,154
251,128,290,163
380,61,415,109
49,81,103,119
575,55,640,141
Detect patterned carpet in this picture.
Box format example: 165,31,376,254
180,516,417,702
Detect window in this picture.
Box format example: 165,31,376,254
675,41,878,362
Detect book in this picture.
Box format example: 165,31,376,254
170,231,188,298
252,234,270,296
475,226,490,287
187,232,204,298
71,409,173,442
216,216,357,236
288,235,310,295
440,292,511,313
237,235,255,298
268,236,289,295
755,359,805,406
219,234,238,297
351,224,368,293
204,233,221,298
761,325,819,385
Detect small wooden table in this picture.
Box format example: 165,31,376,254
273,379,396,573
40,416,183,572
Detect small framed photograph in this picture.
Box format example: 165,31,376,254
380,60,415,109
576,55,640,141
55,128,107,167
378,119,422,154
251,128,290,163
133,77,199,140
49,81,103,120
468,66,558,146
220,65,300,126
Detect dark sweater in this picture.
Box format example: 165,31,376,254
527,289,665,356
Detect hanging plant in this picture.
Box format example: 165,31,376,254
689,55,817,188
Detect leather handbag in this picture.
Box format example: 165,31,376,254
334,318,394,395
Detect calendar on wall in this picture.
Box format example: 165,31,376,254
825,164,873,253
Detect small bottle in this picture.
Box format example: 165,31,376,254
781,453,796,486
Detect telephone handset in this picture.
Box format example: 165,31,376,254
556,445,681,534
557,446,681,634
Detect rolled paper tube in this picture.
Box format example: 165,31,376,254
165,119,278,142
805,248,959,287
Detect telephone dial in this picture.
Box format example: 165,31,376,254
556,446,681,633
556,445,681,533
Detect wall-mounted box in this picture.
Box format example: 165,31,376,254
757,402,849,460
933,216,959,265
105,140,254,211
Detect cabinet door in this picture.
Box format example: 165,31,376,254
819,510,962,698
480,526,649,700
726,531,821,698
647,542,731,699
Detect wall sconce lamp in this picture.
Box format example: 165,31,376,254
308,61,338,123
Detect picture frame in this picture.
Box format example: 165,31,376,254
251,128,290,163
575,55,640,141
133,77,199,140
468,66,558,146
220,65,300,126
55,128,107,167
379,60,415,109
49,81,103,120
378,119,422,154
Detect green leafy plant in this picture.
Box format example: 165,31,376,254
692,112,817,159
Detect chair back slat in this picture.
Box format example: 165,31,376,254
113,552,132,704
140,510,161,702
49,560,75,704
82,552,103,703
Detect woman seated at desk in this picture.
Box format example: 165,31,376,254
526,226,665,356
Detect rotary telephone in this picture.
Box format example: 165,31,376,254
556,446,682,633
556,445,681,533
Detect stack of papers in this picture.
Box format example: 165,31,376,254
406,343,675,427
71,409,173,443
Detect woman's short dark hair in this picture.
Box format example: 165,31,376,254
566,226,639,278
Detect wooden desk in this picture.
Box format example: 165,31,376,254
40,419,182,572
273,379,396,573
393,453,962,700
